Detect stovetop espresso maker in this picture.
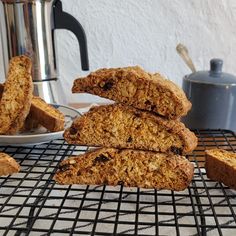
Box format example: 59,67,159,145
0,0,89,104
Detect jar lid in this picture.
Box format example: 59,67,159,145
185,59,236,85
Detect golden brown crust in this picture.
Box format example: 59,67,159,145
64,104,197,154
205,149,236,190
0,152,20,176
72,66,191,119
54,148,194,191
0,56,33,134
30,97,65,132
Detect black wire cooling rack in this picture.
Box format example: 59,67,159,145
0,129,236,236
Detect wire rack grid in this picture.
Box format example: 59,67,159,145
0,129,236,236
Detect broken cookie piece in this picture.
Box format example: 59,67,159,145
205,149,236,190
0,152,20,176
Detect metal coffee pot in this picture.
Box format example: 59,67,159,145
0,0,89,104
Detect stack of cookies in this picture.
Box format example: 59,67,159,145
54,66,198,191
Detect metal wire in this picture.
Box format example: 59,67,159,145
0,129,236,236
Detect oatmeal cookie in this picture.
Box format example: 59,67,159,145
54,148,194,191
205,149,236,190
0,56,33,134
72,66,191,119
30,96,65,132
64,104,197,154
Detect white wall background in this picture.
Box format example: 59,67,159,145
1,0,236,103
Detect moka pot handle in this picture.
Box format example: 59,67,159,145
53,0,89,71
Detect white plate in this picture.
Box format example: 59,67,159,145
0,104,80,146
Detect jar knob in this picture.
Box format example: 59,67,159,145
210,59,223,74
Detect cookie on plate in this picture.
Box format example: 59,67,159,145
30,96,65,132
0,83,65,132
0,56,33,134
